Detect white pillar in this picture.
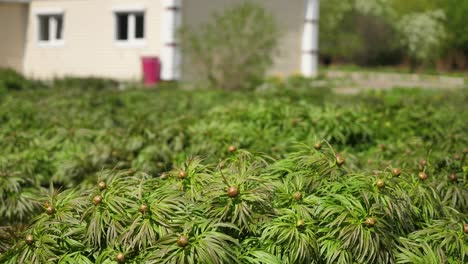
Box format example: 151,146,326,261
161,0,182,81
301,0,319,78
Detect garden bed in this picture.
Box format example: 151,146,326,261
0,80,467,263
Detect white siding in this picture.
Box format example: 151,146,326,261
23,0,164,80
21,0,305,80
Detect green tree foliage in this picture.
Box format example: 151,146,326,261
320,0,401,65
396,10,446,65
320,0,468,68
391,0,441,15
443,0,468,52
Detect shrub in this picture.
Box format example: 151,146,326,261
53,76,119,90
0,80,467,263
180,1,278,90
0,68,34,91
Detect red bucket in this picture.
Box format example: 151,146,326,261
141,56,161,86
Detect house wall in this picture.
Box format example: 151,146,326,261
21,0,305,80
0,3,28,72
23,0,164,80
182,0,305,77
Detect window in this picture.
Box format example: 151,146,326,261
135,13,145,39
115,12,145,44
116,13,129,40
38,14,64,44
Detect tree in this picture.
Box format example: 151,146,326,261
396,10,446,67
443,0,468,52
180,1,278,90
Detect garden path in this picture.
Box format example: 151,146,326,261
326,70,466,94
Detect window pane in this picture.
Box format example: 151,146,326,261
55,15,63,40
38,15,49,41
135,13,144,39
116,13,128,40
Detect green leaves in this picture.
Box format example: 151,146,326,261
1,80,468,262
145,219,239,264
261,210,319,263
397,217,468,263
3,144,468,263
203,152,274,233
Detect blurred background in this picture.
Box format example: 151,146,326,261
320,0,468,72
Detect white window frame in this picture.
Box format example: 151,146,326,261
112,6,146,47
34,8,65,47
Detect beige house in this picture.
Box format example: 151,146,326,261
0,0,319,81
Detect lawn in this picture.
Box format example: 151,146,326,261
0,78,467,263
